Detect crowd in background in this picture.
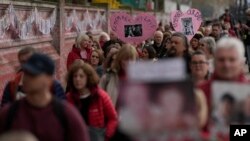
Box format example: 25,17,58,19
1,7,250,141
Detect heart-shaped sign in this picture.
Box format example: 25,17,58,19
110,12,157,44
171,8,202,41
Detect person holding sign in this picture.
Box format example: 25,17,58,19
199,37,248,132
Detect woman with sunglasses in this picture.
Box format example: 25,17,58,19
90,49,104,77
67,33,93,70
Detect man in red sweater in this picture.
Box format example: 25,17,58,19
0,53,90,141
199,37,248,133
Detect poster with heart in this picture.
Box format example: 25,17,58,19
110,12,157,44
171,8,202,41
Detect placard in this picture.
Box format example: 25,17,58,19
127,59,186,82
171,8,202,41
211,82,250,141
118,80,199,141
110,12,157,43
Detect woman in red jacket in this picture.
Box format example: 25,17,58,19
66,60,118,141
67,33,93,70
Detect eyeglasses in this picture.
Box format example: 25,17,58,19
191,61,208,65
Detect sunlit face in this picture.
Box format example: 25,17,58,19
73,69,87,91
191,38,199,50
23,72,52,94
190,55,209,80
142,49,149,60
90,52,100,66
215,48,243,80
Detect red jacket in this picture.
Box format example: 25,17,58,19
66,86,118,140
67,45,92,70
198,73,249,132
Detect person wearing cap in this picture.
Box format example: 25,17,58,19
190,33,203,52
0,53,90,141
1,47,65,107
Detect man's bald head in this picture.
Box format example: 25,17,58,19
154,31,164,45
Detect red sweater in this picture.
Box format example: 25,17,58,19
67,86,118,140
0,98,90,141
67,45,92,70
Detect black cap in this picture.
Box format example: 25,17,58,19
22,53,55,76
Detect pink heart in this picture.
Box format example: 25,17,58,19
110,13,157,44
171,9,202,41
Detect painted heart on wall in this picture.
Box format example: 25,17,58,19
110,12,157,44
171,8,202,41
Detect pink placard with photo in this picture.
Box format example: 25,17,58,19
171,8,202,41
110,12,157,43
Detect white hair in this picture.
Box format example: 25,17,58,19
75,33,89,48
154,31,163,37
200,37,216,54
99,32,110,40
214,37,245,61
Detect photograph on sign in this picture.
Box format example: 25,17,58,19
181,17,194,36
170,8,202,41
211,82,250,140
118,80,199,141
110,12,157,43
124,24,142,38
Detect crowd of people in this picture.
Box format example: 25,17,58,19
1,8,250,141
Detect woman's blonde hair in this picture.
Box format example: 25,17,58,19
111,44,138,72
75,33,90,48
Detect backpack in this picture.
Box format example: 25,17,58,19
4,98,69,141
